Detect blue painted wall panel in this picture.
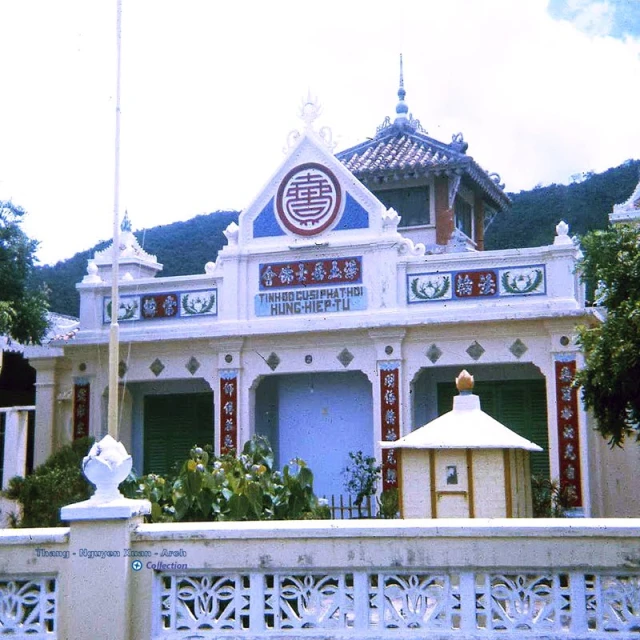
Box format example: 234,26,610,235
260,371,373,500
253,197,286,238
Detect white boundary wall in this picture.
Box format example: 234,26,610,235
2,517,640,639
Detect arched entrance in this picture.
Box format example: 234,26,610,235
254,371,373,499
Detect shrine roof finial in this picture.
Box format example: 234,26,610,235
121,210,132,233
395,53,409,118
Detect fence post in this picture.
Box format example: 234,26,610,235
58,435,150,640
1,407,31,490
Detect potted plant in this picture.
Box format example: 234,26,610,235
343,451,381,518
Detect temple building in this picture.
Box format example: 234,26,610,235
18,74,640,518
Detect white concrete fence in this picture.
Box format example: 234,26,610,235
0,406,33,490
2,515,640,639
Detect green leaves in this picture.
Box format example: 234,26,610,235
119,436,329,523
0,200,49,344
3,437,94,527
576,223,640,446
343,450,380,514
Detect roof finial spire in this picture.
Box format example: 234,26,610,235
395,53,409,120
121,209,132,233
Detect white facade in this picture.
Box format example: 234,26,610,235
25,123,640,517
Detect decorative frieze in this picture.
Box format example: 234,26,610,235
154,569,640,635
407,265,545,303
219,370,238,455
379,361,400,491
259,257,362,290
103,289,217,323
554,357,582,507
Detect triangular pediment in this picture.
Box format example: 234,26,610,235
239,131,387,248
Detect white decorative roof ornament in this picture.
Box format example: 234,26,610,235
554,220,573,246
299,90,322,129
283,92,336,153
610,175,640,224
382,370,542,451
92,211,162,280
82,260,102,284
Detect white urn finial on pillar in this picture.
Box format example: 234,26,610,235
60,435,150,520
82,435,132,502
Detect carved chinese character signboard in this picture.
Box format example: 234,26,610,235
256,256,367,316
380,362,400,491
219,371,238,455
259,257,362,289
555,359,582,507
73,382,90,440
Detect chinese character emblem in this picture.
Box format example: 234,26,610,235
276,163,342,236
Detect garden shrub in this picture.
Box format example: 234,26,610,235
120,436,330,523
531,475,577,517
4,437,94,528
4,435,329,526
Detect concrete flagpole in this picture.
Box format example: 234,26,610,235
108,0,123,440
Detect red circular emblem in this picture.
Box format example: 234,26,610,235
276,163,342,236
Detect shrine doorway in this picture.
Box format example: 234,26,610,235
254,371,374,500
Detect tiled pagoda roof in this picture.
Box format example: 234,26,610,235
337,123,511,211
336,58,511,212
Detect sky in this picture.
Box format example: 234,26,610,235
1,0,639,266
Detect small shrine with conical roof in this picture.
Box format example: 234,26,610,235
382,370,541,519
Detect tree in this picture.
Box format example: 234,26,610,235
0,200,49,344
576,224,640,446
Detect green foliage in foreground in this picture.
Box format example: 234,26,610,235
342,450,381,514
576,224,640,446
531,475,578,518
120,436,330,523
0,200,49,344
3,436,329,527
4,437,94,528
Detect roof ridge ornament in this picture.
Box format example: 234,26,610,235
299,90,322,129
121,209,132,232
283,91,336,153
375,55,427,138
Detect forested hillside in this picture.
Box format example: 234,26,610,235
31,211,239,317
33,160,640,318
485,159,640,249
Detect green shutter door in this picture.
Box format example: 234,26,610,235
144,392,214,475
437,380,549,479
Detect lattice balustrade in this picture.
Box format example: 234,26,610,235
0,576,57,637
264,573,354,630
585,574,640,633
158,573,251,633
475,573,571,633
370,573,460,631
154,570,640,638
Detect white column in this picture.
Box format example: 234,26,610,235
31,358,58,467
2,408,32,488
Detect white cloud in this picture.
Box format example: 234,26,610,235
0,0,638,265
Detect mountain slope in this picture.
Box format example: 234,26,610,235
485,159,640,250
32,211,239,318
33,160,640,318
